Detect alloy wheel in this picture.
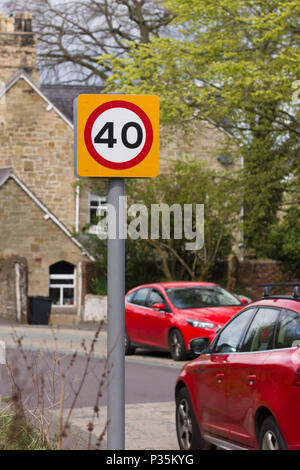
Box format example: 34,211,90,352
177,398,193,449
261,430,279,450
171,333,181,358
170,330,185,360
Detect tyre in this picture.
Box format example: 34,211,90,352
176,387,210,450
169,329,187,361
258,416,287,450
125,329,136,355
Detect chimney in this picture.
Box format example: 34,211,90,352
14,13,23,32
0,12,39,83
0,13,5,32
6,16,14,33
0,12,33,33
23,12,32,32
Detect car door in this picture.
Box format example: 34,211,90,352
225,307,280,448
143,288,172,347
195,308,256,439
125,287,151,343
261,308,300,444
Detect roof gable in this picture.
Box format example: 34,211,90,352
0,169,94,260
0,70,73,128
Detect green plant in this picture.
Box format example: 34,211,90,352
90,276,107,296
264,207,300,277
3,323,108,450
0,410,53,450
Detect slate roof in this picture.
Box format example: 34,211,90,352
41,84,105,122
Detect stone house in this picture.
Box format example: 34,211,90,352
0,168,92,323
0,14,96,324
0,13,239,324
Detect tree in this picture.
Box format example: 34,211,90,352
82,159,241,287
106,0,300,255
7,0,299,262
126,158,241,281
265,206,300,277
4,0,174,83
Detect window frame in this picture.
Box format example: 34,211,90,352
210,305,300,356
273,308,300,351
146,288,172,313
126,291,137,304
126,287,173,313
238,306,281,353
49,264,76,308
88,192,107,225
210,307,258,355
127,287,151,308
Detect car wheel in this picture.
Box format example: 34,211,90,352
258,416,287,450
169,329,187,361
125,329,136,355
176,387,210,450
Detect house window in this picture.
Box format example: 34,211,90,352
49,261,75,307
89,193,107,225
217,152,233,166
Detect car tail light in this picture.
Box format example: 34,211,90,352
293,367,300,386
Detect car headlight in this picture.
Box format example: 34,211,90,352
186,319,216,329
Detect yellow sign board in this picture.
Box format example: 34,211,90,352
74,94,159,178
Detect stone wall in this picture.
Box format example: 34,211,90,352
0,178,88,319
237,259,287,300
83,294,107,322
0,78,76,230
0,255,27,321
0,13,39,83
159,121,237,173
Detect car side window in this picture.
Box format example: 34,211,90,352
146,289,167,309
240,307,279,352
213,308,256,354
274,309,300,349
130,288,150,307
126,291,136,303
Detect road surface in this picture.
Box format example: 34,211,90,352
0,323,185,450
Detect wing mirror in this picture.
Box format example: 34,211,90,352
190,337,210,356
152,302,167,311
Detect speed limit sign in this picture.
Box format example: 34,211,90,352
73,94,159,450
74,94,159,177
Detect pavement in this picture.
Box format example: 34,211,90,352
0,319,182,450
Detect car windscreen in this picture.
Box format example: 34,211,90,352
165,286,242,309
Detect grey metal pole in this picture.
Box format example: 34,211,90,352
107,177,126,450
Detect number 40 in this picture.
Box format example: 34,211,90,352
94,121,143,149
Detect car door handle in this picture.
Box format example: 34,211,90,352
247,374,257,385
216,373,225,383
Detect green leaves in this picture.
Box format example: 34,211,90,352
126,158,241,281
105,0,300,256
106,0,299,133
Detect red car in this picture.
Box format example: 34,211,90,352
125,281,246,361
175,283,300,450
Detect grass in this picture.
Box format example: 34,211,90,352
0,410,53,450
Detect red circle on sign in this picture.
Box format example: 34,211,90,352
84,100,153,170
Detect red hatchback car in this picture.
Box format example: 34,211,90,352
125,282,246,361
175,283,300,450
